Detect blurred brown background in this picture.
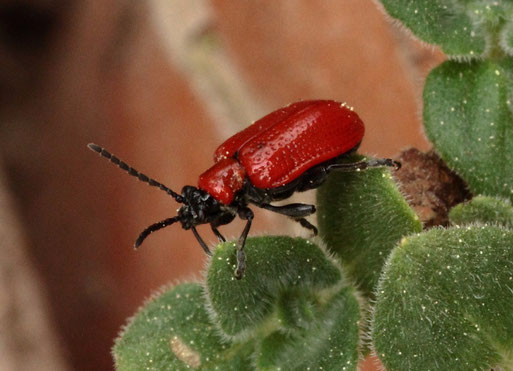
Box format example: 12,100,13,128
0,1,443,370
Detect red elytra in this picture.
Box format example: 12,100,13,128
198,100,364,204
213,100,321,162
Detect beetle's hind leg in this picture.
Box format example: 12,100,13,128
259,202,316,217
259,203,318,235
327,158,400,171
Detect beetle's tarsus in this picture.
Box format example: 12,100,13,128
234,207,254,279
234,248,246,280
297,217,318,236
328,158,401,172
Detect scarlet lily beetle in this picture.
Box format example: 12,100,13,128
88,100,399,279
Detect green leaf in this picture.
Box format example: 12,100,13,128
450,195,513,228
275,289,316,330
316,159,422,297
113,283,253,371
205,236,362,370
255,287,360,371
205,236,342,337
500,20,513,57
424,59,513,202
372,226,513,370
378,0,486,57
467,1,508,31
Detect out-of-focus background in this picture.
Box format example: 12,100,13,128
0,1,443,370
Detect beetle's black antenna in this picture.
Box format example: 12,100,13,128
135,216,181,249
88,143,184,203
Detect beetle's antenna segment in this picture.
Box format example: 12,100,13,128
135,216,181,249
87,143,184,202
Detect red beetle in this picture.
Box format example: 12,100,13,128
88,100,399,278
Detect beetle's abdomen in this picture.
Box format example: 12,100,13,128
238,101,364,189
198,158,246,205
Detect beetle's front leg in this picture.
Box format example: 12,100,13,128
234,207,254,280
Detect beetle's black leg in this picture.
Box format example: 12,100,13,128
211,225,226,243
259,203,318,235
234,207,254,280
327,158,400,172
296,217,318,235
259,202,316,217
191,226,212,255
135,216,180,249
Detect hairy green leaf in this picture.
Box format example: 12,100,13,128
205,236,342,338
424,59,513,201
450,195,513,228
256,287,360,371
373,226,513,370
378,0,486,57
113,283,252,370
205,237,361,370
501,20,513,56
316,160,421,297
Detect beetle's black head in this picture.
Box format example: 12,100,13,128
177,185,224,229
